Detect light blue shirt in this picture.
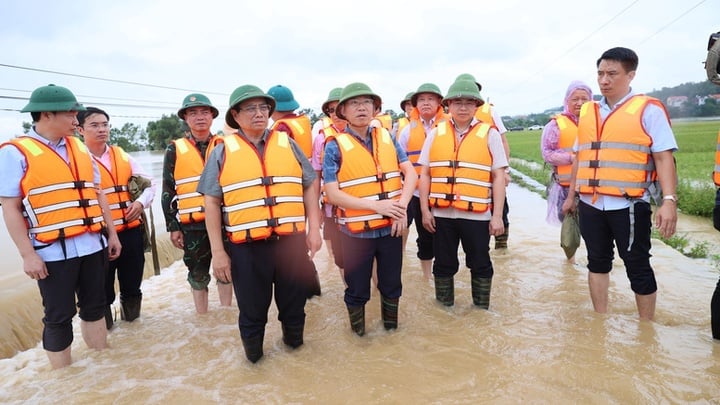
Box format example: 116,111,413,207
0,128,105,261
577,90,678,211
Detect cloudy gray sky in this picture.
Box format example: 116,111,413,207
0,0,716,141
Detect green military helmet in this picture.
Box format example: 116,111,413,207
336,82,382,121
225,84,276,129
411,83,443,107
177,93,219,120
322,87,343,115
455,73,482,91
443,79,485,107
267,85,299,112
400,91,414,110
21,84,86,113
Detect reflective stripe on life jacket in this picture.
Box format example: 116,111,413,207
219,131,306,243
173,136,221,224
333,127,402,233
576,96,663,199
428,121,493,212
406,107,449,176
4,136,104,243
96,145,141,232
272,115,312,159
554,114,578,187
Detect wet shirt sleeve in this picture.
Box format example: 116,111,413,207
322,139,341,185
0,145,25,197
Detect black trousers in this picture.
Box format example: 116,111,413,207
578,201,657,295
39,249,107,352
106,226,145,304
228,233,309,339
432,217,493,279
406,195,434,260
341,233,402,307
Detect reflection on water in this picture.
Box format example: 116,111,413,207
0,170,719,402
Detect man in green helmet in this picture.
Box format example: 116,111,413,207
0,84,121,369
323,82,416,336
397,83,449,281
418,78,507,310
198,84,321,363
162,93,233,314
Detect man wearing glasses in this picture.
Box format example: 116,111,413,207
77,107,156,329
322,83,417,336
418,78,507,310
162,94,233,314
198,85,321,363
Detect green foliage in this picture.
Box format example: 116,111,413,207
22,122,31,134
146,114,185,151
110,122,145,152
652,230,710,259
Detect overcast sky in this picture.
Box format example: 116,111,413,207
0,0,717,141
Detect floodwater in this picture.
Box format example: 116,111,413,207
0,156,719,403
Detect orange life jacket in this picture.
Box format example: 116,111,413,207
576,96,665,199
272,115,312,159
173,136,222,224
553,114,578,187
406,107,450,176
5,136,104,243
396,116,410,137
95,145,142,232
714,130,720,187
428,121,493,212
319,118,342,205
474,103,496,126
218,131,306,243
333,127,402,233
375,113,393,131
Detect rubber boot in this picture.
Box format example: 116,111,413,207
434,276,454,306
495,225,509,249
241,332,264,363
381,296,399,330
104,305,114,330
307,268,322,299
120,295,142,322
347,305,365,336
472,277,492,309
282,323,304,349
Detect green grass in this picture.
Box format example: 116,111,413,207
507,119,720,217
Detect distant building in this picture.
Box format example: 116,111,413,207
666,96,688,107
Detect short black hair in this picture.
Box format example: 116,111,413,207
597,47,639,73
77,106,109,127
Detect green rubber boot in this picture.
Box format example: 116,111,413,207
434,276,455,306
347,305,365,336
495,225,509,249
381,296,399,330
471,277,492,309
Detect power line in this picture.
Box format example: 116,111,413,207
0,87,179,105
506,0,641,95
638,0,707,44
0,63,228,96
0,95,179,110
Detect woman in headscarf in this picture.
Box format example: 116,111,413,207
540,80,593,262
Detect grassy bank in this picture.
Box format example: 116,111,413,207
506,119,720,217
